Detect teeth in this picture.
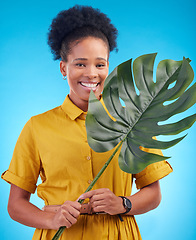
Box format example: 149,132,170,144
81,82,98,88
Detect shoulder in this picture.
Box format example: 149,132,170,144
30,105,64,123
24,105,69,134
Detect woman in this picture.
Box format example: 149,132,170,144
1,5,172,239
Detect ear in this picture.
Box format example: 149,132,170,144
60,61,67,77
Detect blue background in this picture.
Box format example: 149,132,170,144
0,0,195,239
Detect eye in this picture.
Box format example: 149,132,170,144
96,64,106,68
76,63,86,67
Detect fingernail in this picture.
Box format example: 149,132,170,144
79,194,84,199
77,195,84,201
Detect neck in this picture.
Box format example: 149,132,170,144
79,104,88,112
68,95,88,112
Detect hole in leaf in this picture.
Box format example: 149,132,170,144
133,79,140,96
153,68,156,83
163,98,176,106
168,80,177,89
158,110,188,126
131,59,140,96
119,97,125,107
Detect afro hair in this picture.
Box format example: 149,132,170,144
47,5,118,61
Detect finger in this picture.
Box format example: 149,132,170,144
62,201,81,211
89,192,106,203
61,205,80,219
68,206,81,218
92,205,106,213
59,208,77,227
63,211,77,225
64,218,72,228
91,199,108,213
79,189,107,200
57,211,72,229
72,201,82,211
91,199,107,208
78,190,96,200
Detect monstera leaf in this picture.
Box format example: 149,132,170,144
52,53,196,240
86,53,196,174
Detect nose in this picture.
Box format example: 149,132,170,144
83,66,98,79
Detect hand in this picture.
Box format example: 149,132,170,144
79,188,125,215
49,201,81,229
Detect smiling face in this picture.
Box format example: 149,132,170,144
60,37,109,111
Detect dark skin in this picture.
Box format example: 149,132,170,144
8,181,161,229
8,184,81,229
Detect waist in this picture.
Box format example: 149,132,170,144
42,203,107,215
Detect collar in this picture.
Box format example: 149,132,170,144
61,95,85,120
61,95,114,121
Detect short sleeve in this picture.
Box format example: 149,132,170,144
133,147,173,189
1,118,41,193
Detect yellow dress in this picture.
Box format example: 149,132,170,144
1,95,173,240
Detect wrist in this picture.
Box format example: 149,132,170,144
119,196,132,214
44,211,57,229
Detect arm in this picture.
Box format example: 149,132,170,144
125,180,162,215
79,180,161,216
8,184,81,229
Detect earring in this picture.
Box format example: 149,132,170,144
62,75,67,80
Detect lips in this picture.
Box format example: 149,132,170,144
80,82,99,88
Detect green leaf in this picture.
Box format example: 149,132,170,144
86,53,196,173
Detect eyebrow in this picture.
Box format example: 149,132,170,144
73,57,107,62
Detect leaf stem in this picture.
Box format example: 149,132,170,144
51,140,124,240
